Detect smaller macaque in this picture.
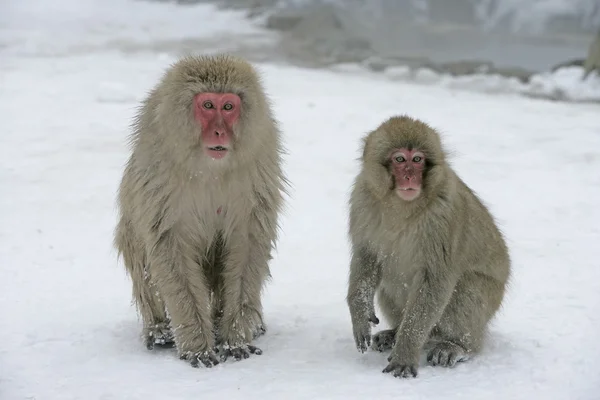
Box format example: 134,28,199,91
347,115,511,379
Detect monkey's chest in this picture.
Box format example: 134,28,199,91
375,233,422,283
181,186,252,242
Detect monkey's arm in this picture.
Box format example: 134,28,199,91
147,230,218,367
347,247,382,352
218,199,276,360
384,237,458,378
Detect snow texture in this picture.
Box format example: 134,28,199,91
1,1,600,399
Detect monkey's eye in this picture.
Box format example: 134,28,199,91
203,101,214,109
413,156,422,163
223,103,233,111
394,156,406,163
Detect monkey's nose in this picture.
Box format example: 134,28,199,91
214,130,222,137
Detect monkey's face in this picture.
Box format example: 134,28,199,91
389,148,425,201
193,92,241,160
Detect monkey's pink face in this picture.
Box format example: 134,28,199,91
193,92,241,160
390,148,425,201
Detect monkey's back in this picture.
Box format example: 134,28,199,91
449,173,511,283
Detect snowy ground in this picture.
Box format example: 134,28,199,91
1,1,600,399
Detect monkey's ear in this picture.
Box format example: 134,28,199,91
364,162,393,200
361,136,370,160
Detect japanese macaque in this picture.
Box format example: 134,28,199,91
346,116,510,378
114,54,287,368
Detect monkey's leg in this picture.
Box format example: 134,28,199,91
217,227,271,362
133,275,174,350
384,267,457,378
426,272,505,368
148,234,219,368
116,220,173,349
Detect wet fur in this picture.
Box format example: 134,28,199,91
347,115,510,377
114,54,287,365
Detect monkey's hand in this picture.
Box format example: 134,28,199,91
143,322,174,350
180,350,220,368
383,352,419,379
218,343,263,362
351,311,379,353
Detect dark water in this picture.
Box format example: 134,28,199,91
161,0,599,77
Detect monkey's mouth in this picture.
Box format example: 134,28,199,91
208,146,228,152
396,186,421,201
206,145,229,160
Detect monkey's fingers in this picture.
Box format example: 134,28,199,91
181,351,220,368
252,325,267,340
427,342,468,368
247,345,263,355
354,332,371,353
382,362,418,379
219,344,262,362
144,325,175,350
368,313,380,326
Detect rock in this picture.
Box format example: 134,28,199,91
550,58,585,72
439,60,494,76
489,66,533,83
266,12,304,31
583,30,600,80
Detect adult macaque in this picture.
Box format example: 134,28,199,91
347,115,510,378
114,54,287,368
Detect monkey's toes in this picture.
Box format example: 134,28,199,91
427,342,468,368
382,362,418,379
144,324,175,350
181,350,220,368
371,329,395,352
219,344,262,362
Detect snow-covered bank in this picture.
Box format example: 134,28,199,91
331,62,600,104
1,1,600,399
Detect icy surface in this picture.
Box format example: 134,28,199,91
1,1,600,399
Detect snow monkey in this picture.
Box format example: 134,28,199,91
346,116,510,378
114,54,287,368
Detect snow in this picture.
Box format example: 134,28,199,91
329,63,600,104
1,1,600,399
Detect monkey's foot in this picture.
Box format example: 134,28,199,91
143,323,174,350
383,353,419,379
218,343,262,362
382,362,418,379
427,341,468,368
180,350,220,368
371,329,396,352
